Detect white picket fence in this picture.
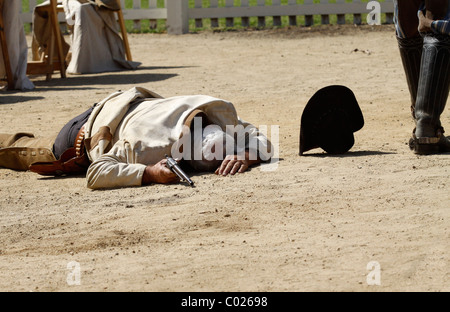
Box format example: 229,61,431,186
20,0,395,34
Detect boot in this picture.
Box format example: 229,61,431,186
397,36,423,119
0,133,56,170
0,147,56,171
410,34,450,155
0,132,34,148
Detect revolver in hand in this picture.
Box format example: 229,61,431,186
165,155,194,187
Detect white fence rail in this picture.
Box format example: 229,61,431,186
20,0,394,34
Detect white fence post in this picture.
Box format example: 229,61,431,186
166,0,189,35
21,0,394,33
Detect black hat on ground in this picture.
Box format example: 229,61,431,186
299,85,364,155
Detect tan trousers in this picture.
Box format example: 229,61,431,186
0,133,57,171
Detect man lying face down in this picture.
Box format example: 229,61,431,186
0,87,273,189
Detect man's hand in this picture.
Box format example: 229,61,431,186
418,10,434,33
142,159,180,185
215,151,260,176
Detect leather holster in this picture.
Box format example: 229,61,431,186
29,125,90,176
29,146,90,176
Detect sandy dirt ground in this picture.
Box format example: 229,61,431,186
0,24,448,292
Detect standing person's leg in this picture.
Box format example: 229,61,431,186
411,1,450,154
394,0,424,118
395,0,424,38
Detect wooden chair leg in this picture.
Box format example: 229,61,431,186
116,8,132,61
27,0,66,80
46,32,55,81
49,0,66,78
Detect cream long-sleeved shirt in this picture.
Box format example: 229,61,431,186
84,87,273,189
